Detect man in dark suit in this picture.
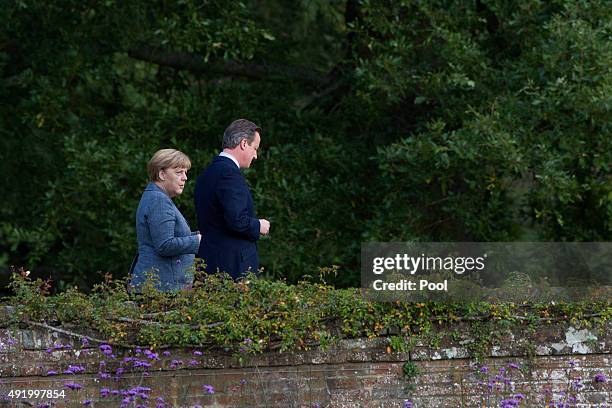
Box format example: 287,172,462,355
194,119,270,279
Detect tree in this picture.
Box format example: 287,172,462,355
1,0,609,290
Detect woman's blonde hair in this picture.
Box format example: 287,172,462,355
147,149,192,181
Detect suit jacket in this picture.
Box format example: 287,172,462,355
131,182,200,292
194,156,260,279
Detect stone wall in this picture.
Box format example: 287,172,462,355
0,320,610,407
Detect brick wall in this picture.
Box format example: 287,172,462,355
0,321,610,407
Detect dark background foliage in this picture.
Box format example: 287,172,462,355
1,0,610,291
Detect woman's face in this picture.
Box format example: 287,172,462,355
159,167,188,198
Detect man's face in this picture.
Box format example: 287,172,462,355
241,131,260,168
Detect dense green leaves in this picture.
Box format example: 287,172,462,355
6,271,610,352
1,0,610,289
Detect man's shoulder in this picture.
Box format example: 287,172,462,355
206,156,237,169
204,156,240,177
196,157,241,196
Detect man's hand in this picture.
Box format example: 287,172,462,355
259,219,270,235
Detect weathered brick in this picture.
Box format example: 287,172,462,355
0,323,608,407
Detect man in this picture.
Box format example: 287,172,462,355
194,119,270,279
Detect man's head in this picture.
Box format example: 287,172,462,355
222,119,261,168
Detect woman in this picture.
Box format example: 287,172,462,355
130,149,201,292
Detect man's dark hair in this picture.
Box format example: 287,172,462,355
223,119,261,149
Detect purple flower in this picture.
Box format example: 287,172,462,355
193,406,202,408
46,348,53,353
100,387,110,397
67,365,85,374
162,350,171,356
594,373,607,383
169,359,184,369
130,386,151,394
135,347,142,354
569,359,577,367
403,400,413,408
115,367,125,379
514,393,525,400
134,360,152,369
508,363,520,369
81,338,89,347
83,400,92,406
99,344,113,356
203,384,215,394
480,366,489,374
189,359,199,366
500,398,520,407
99,372,111,379
240,379,247,385
64,381,82,390
46,370,58,376
144,349,159,360
193,350,203,356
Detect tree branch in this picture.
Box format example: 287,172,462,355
24,320,122,346
115,316,224,329
128,45,326,86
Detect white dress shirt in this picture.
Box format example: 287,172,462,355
219,151,240,168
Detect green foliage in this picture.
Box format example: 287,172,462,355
1,0,610,288
366,117,523,241
402,361,420,380
4,272,609,357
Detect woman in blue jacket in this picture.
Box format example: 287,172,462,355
130,149,201,292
